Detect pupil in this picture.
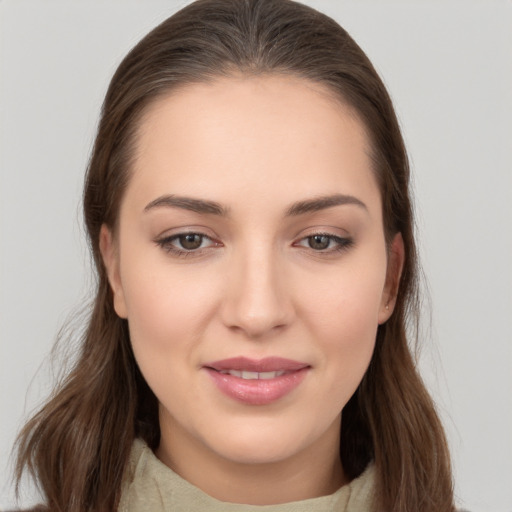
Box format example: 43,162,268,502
309,235,329,250
180,234,202,250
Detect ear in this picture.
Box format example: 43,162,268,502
99,224,128,319
378,232,405,324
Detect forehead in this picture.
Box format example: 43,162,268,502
128,74,380,216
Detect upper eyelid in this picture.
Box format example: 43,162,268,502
155,232,220,257
158,231,211,239
294,233,350,246
298,231,345,238
293,229,350,243
154,228,351,245
156,232,217,245
154,229,349,240
154,226,216,239
292,222,350,236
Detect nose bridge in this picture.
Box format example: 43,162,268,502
222,239,292,338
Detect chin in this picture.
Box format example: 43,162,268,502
216,442,298,466
204,422,318,466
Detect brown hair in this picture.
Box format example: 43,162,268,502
15,1,454,511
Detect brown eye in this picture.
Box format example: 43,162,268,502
178,233,204,250
155,232,221,256
308,235,331,250
294,233,354,254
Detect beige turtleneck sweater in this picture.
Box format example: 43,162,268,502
118,439,375,511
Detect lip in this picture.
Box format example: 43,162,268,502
203,357,310,405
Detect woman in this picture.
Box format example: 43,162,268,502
14,0,455,510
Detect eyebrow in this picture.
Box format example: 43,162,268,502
285,194,367,216
144,195,227,216
143,193,367,217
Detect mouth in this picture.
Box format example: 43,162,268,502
203,357,310,405
216,369,289,379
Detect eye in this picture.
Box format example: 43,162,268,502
176,233,206,250
295,233,353,252
307,234,333,250
155,232,219,255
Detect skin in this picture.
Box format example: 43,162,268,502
100,74,404,505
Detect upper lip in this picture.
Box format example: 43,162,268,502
204,357,309,372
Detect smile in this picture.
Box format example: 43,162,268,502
218,369,287,379
203,357,310,405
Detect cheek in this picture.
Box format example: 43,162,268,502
318,281,380,368
119,261,221,414
300,253,387,335
118,251,220,363
296,253,387,393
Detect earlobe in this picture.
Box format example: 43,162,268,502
378,232,405,324
99,224,128,319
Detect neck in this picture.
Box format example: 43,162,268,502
156,415,347,505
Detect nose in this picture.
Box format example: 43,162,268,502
220,245,294,339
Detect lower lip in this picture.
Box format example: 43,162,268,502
204,368,309,405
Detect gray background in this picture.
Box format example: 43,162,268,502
1,1,511,511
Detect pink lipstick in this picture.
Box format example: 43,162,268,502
203,357,309,405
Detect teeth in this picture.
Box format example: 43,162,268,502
219,370,286,379
259,371,285,379
242,371,259,380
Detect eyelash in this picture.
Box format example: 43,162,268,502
294,233,354,254
155,232,354,258
155,232,219,257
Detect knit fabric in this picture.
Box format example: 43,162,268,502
118,439,375,512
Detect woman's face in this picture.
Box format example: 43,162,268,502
101,75,401,482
